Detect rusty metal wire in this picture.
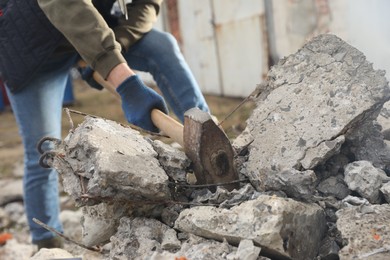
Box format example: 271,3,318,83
65,108,169,137
170,178,250,189
78,193,242,208
36,136,62,155
33,218,104,253
218,84,263,127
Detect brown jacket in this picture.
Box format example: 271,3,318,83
37,0,162,79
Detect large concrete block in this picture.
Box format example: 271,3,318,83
236,34,390,190
175,195,326,259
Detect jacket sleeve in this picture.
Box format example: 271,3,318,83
114,0,162,53
37,0,161,79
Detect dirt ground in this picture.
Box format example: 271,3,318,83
0,78,255,179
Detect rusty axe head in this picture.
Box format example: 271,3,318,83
183,108,239,191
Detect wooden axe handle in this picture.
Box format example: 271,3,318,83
91,70,184,146
151,109,184,146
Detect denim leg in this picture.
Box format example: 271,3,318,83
6,54,77,243
124,29,210,122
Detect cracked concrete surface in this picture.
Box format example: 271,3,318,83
235,34,390,192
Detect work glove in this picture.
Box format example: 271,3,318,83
78,66,104,90
116,75,168,132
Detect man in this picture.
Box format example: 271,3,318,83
0,0,209,248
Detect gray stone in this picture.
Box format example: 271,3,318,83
301,135,345,169
81,202,125,247
336,204,390,259
12,162,24,178
109,217,170,259
150,140,190,183
50,117,171,205
178,236,234,260
160,207,180,228
191,184,260,208
60,209,83,242
3,202,24,224
174,195,326,259
342,195,369,207
317,176,350,199
346,119,390,170
161,229,181,251
344,160,389,203
0,239,34,260
226,239,261,260
236,34,390,191
255,168,317,200
380,182,390,203
318,237,340,260
149,251,178,259
0,207,10,230
30,248,74,260
0,179,23,206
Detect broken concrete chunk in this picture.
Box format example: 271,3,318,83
342,195,369,207
336,204,390,259
150,140,190,183
174,195,326,260
300,135,345,169
318,237,340,260
30,248,74,260
229,239,261,260
317,175,350,200
344,160,388,204
255,168,317,200
346,120,390,170
380,182,390,203
161,229,181,251
179,236,233,260
51,117,171,204
81,203,123,247
191,184,259,209
109,217,171,259
238,34,390,191
0,179,23,206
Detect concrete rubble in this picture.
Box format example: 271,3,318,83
39,34,390,259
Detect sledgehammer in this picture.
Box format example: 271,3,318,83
91,71,239,191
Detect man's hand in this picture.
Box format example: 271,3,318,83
116,75,168,132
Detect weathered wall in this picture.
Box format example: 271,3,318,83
156,0,390,97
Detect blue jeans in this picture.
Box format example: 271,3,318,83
125,29,209,121
6,54,78,243
6,29,208,243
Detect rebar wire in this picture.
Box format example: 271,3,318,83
33,218,104,253
64,108,74,132
171,178,250,189
65,108,169,137
79,194,224,207
77,178,251,208
217,85,263,127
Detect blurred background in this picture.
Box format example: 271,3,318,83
155,0,390,97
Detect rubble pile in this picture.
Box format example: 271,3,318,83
46,34,390,259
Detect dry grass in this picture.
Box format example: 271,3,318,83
0,79,255,178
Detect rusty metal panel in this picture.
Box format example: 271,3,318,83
177,0,221,95
212,0,266,97
214,15,267,97
212,0,264,24
175,0,267,97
